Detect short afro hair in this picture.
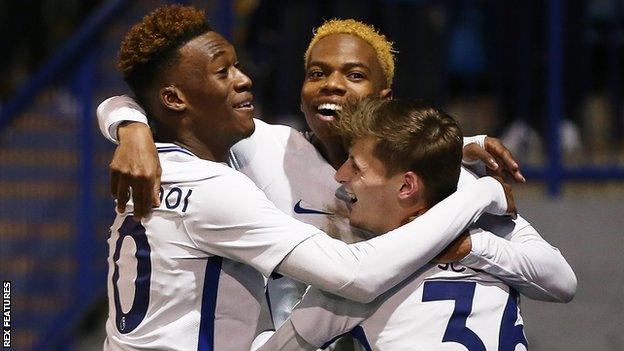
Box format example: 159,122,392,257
304,19,396,88
118,4,211,97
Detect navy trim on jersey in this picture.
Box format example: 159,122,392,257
157,146,196,157
264,288,275,328
293,200,333,215
351,326,372,351
197,257,223,351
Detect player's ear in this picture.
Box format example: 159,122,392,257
160,85,187,112
398,171,420,200
379,87,392,100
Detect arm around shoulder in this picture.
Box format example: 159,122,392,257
461,218,577,302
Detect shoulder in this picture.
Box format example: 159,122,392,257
233,119,311,153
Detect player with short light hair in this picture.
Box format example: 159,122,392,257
260,98,530,350
103,6,512,350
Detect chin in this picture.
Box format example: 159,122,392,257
242,118,255,137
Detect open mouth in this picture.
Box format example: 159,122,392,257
316,103,342,121
234,101,254,110
335,185,358,205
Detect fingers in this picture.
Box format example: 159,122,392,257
152,165,162,207
116,177,130,214
133,179,153,220
108,125,161,219
110,169,119,198
472,146,500,172
485,137,526,183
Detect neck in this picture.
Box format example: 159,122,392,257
312,135,348,170
175,134,231,163
401,205,429,227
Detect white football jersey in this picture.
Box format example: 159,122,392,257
104,143,321,351
230,119,370,243
294,264,528,351
229,120,371,328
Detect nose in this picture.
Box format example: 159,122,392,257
234,68,252,91
321,72,346,95
334,159,351,184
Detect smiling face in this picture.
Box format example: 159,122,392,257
300,33,391,141
174,31,255,148
334,137,408,234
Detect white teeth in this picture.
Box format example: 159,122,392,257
335,185,357,204
317,103,342,112
346,192,357,204
236,102,252,108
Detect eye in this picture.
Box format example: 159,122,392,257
307,69,324,80
216,67,229,76
347,71,366,81
351,160,360,174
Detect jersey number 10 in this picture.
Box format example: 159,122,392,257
111,217,152,334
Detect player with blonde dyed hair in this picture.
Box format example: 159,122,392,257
304,19,396,88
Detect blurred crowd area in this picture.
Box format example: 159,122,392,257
2,0,623,164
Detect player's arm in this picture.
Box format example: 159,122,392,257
462,135,525,183
256,284,383,351
275,176,512,303
436,170,577,303
187,173,511,304
459,220,577,303
96,95,160,218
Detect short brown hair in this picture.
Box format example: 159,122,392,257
118,5,211,99
333,98,463,207
304,19,396,88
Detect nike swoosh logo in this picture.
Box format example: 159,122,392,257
293,200,332,215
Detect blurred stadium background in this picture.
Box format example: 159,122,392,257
0,0,622,350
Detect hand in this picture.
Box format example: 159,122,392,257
463,137,525,183
434,231,472,264
492,175,517,219
109,122,161,219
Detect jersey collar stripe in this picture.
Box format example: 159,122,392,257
157,148,196,157
197,257,223,351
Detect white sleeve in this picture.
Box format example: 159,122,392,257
183,172,323,277
461,134,488,175
463,134,486,149
254,319,316,351
289,287,376,348
277,176,508,303
266,276,308,328
96,95,148,143
460,215,577,302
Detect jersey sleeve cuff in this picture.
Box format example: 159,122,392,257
97,95,148,143
459,227,489,267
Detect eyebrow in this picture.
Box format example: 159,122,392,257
307,60,371,72
207,48,226,61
